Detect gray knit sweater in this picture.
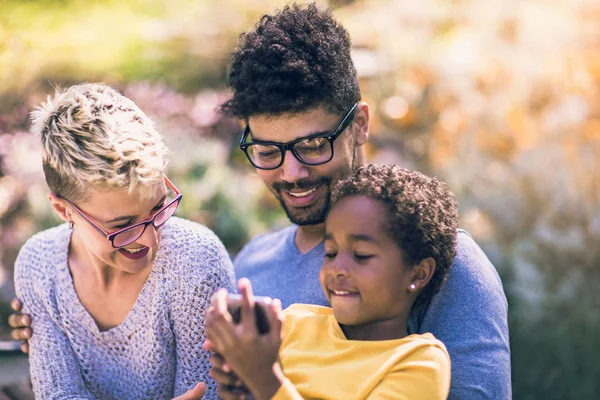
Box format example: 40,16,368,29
14,217,235,399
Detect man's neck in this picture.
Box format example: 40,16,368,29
295,223,326,254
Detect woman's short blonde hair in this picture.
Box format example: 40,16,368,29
31,83,168,202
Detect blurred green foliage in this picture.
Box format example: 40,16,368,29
1,0,599,398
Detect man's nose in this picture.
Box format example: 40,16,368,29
279,150,309,183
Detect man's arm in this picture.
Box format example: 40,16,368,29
8,298,32,353
414,230,511,399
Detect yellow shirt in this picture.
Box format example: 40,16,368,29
273,304,450,400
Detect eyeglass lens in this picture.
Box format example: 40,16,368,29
247,137,332,169
112,199,180,247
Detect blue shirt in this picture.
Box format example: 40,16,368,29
235,226,511,400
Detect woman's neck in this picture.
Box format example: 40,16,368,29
67,231,153,331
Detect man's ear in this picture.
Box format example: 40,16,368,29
409,257,436,292
354,102,370,147
48,193,72,223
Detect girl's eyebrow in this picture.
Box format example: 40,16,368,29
104,195,167,224
324,232,379,244
347,233,379,244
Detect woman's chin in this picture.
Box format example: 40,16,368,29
116,248,155,273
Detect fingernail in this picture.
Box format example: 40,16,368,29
21,316,27,324
24,330,31,339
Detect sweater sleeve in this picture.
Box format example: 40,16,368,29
14,237,94,400
169,225,236,399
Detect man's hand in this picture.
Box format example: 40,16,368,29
172,382,206,400
8,298,32,353
204,278,284,400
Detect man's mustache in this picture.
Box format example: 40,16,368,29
273,177,330,192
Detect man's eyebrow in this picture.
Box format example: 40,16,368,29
249,128,333,144
104,195,167,224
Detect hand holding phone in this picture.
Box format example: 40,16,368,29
205,279,284,400
227,293,272,335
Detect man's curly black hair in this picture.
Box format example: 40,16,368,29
330,164,459,307
220,2,361,119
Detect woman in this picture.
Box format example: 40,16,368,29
13,83,232,399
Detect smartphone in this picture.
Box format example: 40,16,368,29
226,294,272,335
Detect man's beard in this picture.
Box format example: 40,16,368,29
272,147,357,226
272,177,332,226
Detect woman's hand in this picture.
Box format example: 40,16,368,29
204,278,284,400
172,382,206,400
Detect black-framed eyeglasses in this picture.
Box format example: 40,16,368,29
239,102,359,170
62,176,182,248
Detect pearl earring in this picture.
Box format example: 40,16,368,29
409,283,416,291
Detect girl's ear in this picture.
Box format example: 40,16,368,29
409,257,436,292
48,193,72,223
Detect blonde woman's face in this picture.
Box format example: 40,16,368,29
68,183,168,274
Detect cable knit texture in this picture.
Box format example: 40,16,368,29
14,217,235,400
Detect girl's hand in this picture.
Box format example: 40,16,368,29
208,353,250,400
204,278,284,400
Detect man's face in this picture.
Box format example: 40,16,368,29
247,105,363,226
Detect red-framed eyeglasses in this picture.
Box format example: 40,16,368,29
62,175,182,248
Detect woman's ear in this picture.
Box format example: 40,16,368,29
354,102,370,147
48,193,72,223
408,257,436,292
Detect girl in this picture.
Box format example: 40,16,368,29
205,164,458,399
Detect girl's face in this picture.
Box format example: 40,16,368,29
65,182,169,274
320,195,417,337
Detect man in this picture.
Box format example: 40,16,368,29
221,3,511,399
11,3,511,399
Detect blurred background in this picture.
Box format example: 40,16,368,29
0,0,599,398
